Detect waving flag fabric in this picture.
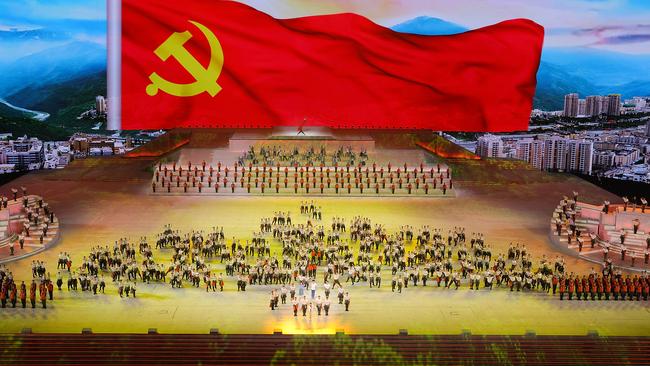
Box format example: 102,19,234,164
121,0,544,131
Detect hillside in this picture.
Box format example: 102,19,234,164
603,80,650,99
533,62,599,110
0,100,31,119
6,70,106,131
0,114,70,141
0,41,106,98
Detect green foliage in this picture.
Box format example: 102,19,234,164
271,335,414,366
4,70,107,134
7,70,106,114
0,102,31,119
0,115,70,141
1,335,22,359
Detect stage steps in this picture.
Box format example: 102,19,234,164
1,333,649,365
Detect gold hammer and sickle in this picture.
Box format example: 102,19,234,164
146,20,224,97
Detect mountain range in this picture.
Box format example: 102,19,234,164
0,41,105,98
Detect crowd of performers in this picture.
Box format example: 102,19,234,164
557,263,650,301
0,264,53,309
152,146,452,196
554,192,650,267
5,189,57,257
240,145,369,167
3,201,650,315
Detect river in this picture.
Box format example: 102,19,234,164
0,98,50,121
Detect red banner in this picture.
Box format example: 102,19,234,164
121,0,543,131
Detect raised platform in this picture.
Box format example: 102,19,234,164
550,199,650,271
229,126,375,152
0,195,60,264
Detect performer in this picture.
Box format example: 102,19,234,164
297,118,307,136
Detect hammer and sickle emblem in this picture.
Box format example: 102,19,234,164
146,20,223,97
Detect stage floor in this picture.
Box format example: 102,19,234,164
0,143,645,336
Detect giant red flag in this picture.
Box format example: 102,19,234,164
121,0,543,131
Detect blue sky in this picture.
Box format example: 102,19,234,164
1,0,649,54
0,0,104,25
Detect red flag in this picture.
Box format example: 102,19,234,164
121,0,543,131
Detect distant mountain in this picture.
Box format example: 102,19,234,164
0,19,106,64
542,47,650,86
0,28,68,42
533,62,599,110
391,16,468,35
598,80,650,99
0,41,106,97
531,63,650,111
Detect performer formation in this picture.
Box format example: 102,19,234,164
3,198,649,320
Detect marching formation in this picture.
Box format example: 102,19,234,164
1,264,52,309
240,145,368,167
151,145,453,196
558,264,650,301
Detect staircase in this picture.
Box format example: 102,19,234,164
1,333,649,365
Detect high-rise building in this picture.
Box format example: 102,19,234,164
95,95,107,114
607,94,621,116
646,120,650,137
476,135,503,158
585,96,602,116
577,141,594,173
563,93,579,117
578,99,586,116
600,97,610,115
543,137,567,171
515,138,544,170
566,140,593,174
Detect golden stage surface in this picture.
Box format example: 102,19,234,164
0,130,646,336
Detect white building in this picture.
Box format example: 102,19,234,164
515,138,544,170
2,137,44,170
543,137,568,171
95,95,107,115
594,151,615,168
475,135,503,158
566,140,593,174
0,164,15,173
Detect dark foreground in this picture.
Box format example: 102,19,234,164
2,332,649,365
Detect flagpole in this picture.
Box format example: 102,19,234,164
107,0,122,131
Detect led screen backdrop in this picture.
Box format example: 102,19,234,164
119,0,543,131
